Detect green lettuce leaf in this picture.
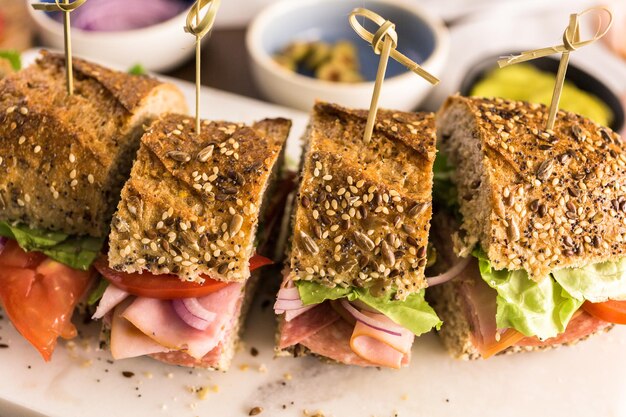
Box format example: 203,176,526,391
128,64,147,75
297,281,351,305
473,249,582,339
88,279,109,306
0,50,21,71
0,221,68,249
295,281,441,336
0,221,104,270
354,288,442,335
552,259,626,303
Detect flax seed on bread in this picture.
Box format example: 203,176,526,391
0,51,187,237
108,114,291,282
436,95,626,281
288,102,436,296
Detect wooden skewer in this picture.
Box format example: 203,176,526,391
498,7,613,130
32,0,87,95
349,8,439,143
185,0,221,135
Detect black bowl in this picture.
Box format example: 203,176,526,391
458,52,625,133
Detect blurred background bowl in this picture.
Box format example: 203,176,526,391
27,0,196,72
459,52,625,133
246,0,449,111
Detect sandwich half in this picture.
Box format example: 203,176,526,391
0,51,186,360
274,102,441,369
92,114,291,371
430,95,624,359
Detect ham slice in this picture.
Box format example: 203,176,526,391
350,312,414,369
278,302,340,349
151,283,247,368
110,299,170,360
107,283,244,361
456,259,499,349
279,302,412,367
122,283,243,359
92,284,129,320
299,318,411,367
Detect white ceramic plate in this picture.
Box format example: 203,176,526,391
2,50,626,417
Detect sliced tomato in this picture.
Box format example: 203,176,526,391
476,328,526,359
95,254,272,300
0,240,47,269
249,254,273,271
0,245,94,361
582,300,626,325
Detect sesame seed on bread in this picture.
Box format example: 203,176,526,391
437,95,626,281
108,114,291,282
289,102,436,296
0,51,187,237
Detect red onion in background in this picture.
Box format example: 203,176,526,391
52,0,188,32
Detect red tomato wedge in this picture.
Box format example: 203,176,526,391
0,241,94,361
476,328,526,359
582,300,626,324
0,239,47,269
94,254,272,300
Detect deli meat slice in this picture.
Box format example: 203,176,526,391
278,302,340,349
516,311,611,347
299,318,410,367
151,284,247,368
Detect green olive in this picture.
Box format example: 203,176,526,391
304,41,332,70
330,40,360,70
316,61,364,83
273,54,296,72
281,41,311,62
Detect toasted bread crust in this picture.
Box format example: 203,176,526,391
289,102,436,295
437,95,626,280
108,114,291,282
0,51,187,237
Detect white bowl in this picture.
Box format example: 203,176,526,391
246,0,449,111
27,2,195,72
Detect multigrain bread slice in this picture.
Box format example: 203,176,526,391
427,211,613,360
289,102,436,296
437,95,626,281
0,51,187,237
108,114,291,282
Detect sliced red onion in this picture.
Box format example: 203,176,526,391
350,299,379,313
92,284,129,320
425,256,471,287
0,237,7,255
340,299,403,337
276,286,300,300
172,298,217,331
274,284,317,321
275,298,308,310
285,306,316,322
53,0,187,32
